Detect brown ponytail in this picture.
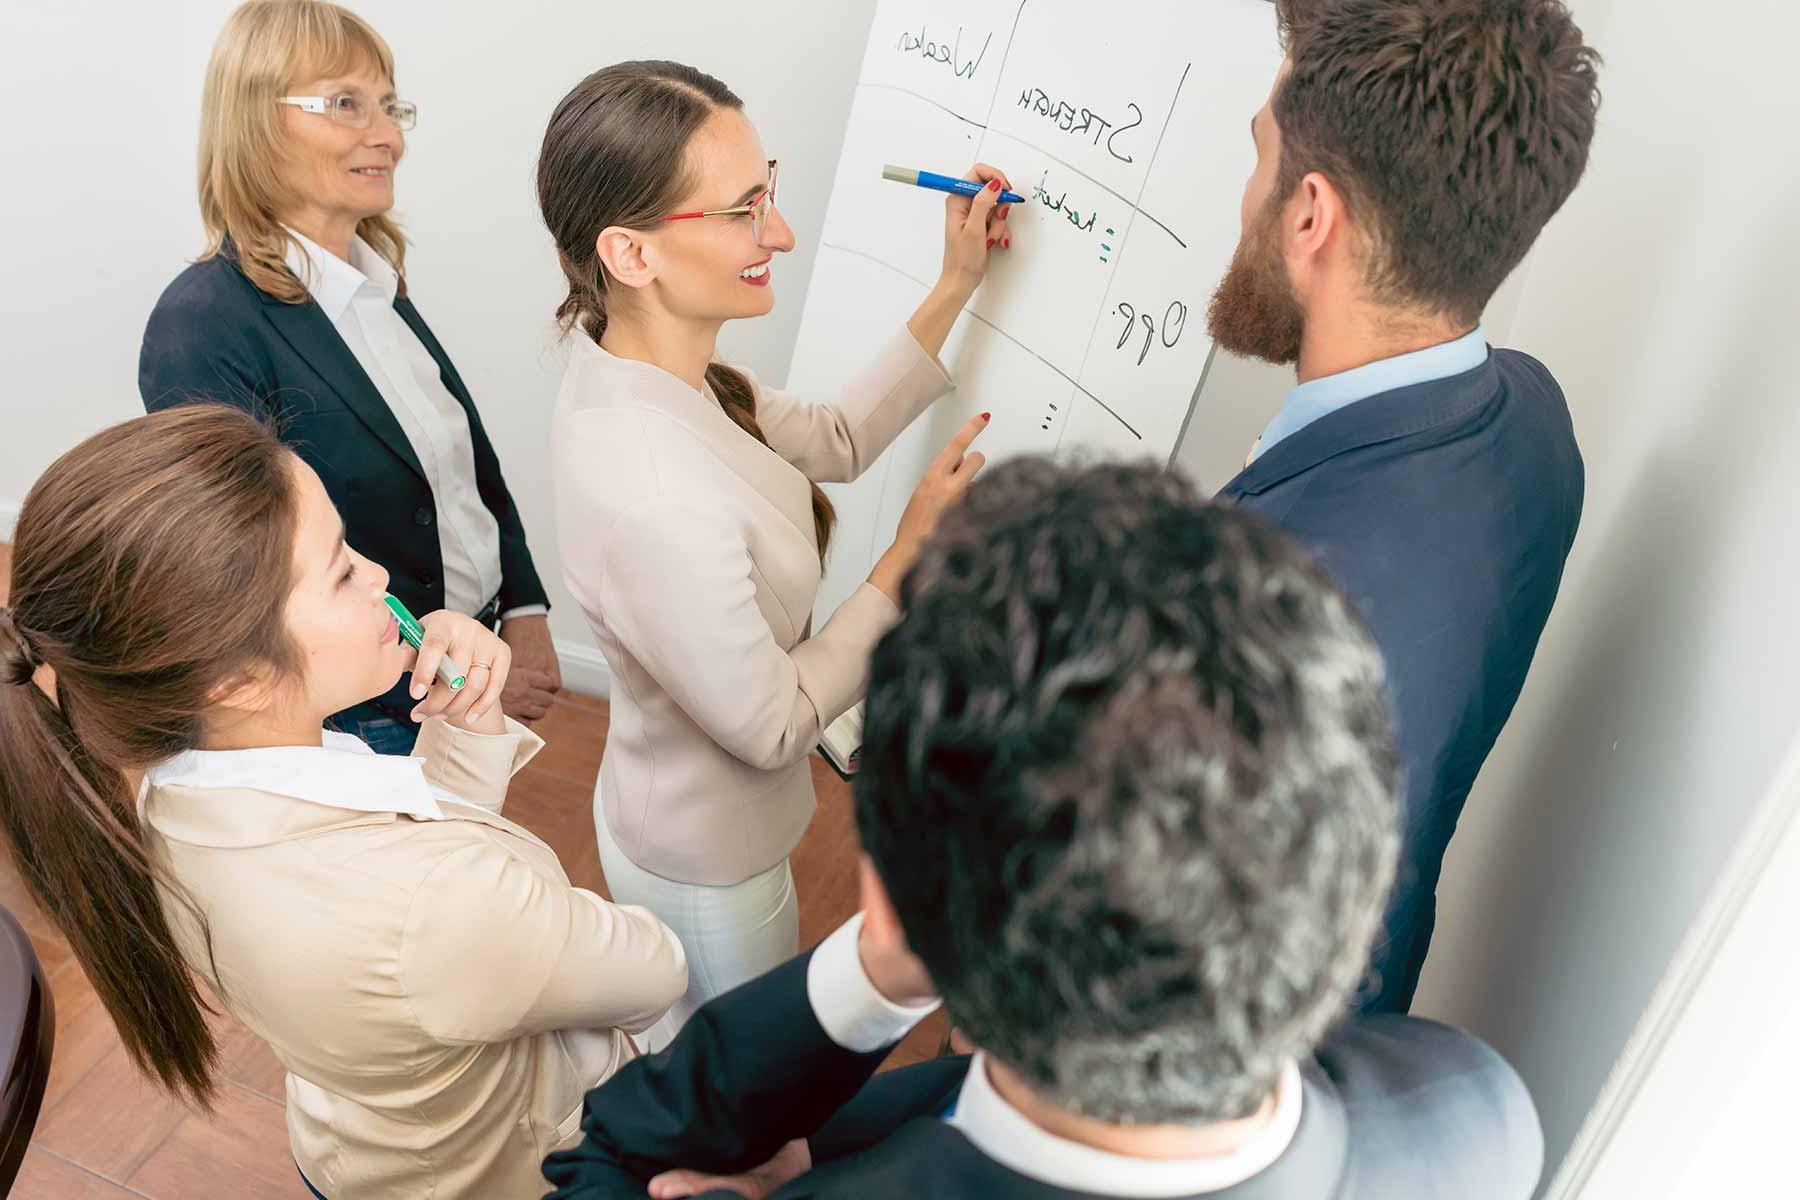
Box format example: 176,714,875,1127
536,59,837,558
0,404,303,1107
706,363,837,554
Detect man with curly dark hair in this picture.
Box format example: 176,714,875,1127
544,460,1544,1200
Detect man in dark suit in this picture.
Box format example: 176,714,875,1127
1209,0,1603,1010
541,460,1543,1200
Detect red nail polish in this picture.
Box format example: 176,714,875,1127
987,179,1001,192
981,412,992,421
987,238,995,249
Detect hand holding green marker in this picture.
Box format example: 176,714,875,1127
384,594,466,692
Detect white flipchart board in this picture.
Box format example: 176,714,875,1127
789,0,1283,621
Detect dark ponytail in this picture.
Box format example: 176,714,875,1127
0,404,304,1107
706,363,837,554
536,59,837,558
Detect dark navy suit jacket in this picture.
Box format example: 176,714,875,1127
1220,348,1583,1012
138,250,548,718
541,950,1543,1199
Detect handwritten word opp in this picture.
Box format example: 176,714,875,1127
1017,87,1143,163
1113,299,1189,366
895,24,992,80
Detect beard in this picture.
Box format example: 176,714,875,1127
1207,201,1305,366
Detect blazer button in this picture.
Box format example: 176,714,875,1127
414,506,434,527
420,574,436,590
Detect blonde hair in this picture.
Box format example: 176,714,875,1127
197,0,406,302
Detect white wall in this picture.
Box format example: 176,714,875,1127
1412,0,1800,1183
0,3,207,529
1550,728,1800,1198
0,0,879,690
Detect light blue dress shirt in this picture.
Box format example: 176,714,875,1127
1253,326,1489,460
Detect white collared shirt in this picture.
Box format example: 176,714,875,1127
806,912,943,1051
805,915,1303,1196
283,231,543,621
946,1053,1303,1196
144,727,461,818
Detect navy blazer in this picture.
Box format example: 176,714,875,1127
1220,348,1583,1013
138,249,548,639
541,947,1543,1199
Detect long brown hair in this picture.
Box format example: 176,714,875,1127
0,405,304,1107
198,0,408,302
536,60,836,559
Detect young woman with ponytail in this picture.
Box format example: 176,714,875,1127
0,406,685,1199
536,61,1007,1040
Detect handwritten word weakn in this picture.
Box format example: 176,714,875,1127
896,24,992,80
1017,87,1143,163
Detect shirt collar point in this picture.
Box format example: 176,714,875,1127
947,1054,1303,1197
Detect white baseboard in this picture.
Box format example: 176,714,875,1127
554,637,612,700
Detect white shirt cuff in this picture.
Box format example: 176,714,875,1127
499,605,549,622
806,913,940,1053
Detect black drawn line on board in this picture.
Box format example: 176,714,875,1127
979,0,1033,129
1010,139,1187,249
861,83,989,133
820,239,1145,442
1055,59,1194,457
1130,62,1192,214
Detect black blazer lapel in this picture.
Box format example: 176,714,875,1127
394,296,474,409
1219,355,1501,501
257,290,427,484
807,1056,969,1164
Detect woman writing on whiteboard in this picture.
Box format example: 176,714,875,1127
536,59,1009,1036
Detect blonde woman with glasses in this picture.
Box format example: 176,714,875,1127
140,0,561,757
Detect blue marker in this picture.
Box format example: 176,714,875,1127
882,164,1025,205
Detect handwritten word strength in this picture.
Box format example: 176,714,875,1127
895,24,992,80
1017,86,1143,163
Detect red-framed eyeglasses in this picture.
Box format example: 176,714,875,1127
661,160,779,246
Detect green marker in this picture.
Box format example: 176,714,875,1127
384,594,466,691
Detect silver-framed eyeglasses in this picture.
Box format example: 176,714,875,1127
661,160,779,246
279,93,418,131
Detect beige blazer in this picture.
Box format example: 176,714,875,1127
140,717,687,1200
551,329,953,885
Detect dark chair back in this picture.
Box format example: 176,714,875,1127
0,904,54,1192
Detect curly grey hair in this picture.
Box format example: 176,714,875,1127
855,458,1399,1124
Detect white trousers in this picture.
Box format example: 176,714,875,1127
594,794,798,1050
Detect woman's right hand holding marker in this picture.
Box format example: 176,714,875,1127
939,163,1016,295
905,162,1017,357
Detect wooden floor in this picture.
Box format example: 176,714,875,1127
0,542,944,1199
